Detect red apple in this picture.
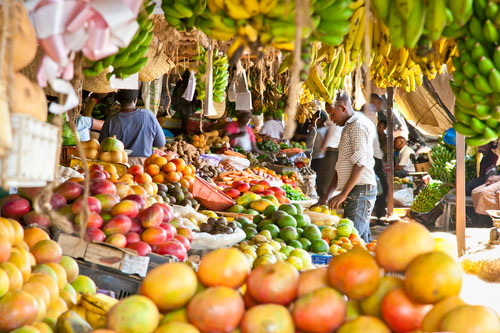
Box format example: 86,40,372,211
237,183,251,192
231,181,244,189
174,234,191,251
141,226,167,246
71,196,102,214
159,223,176,240
128,165,144,176
257,180,270,189
176,227,193,242
50,193,67,210
103,215,132,236
125,232,141,244
90,178,117,196
123,194,146,209
155,240,187,261
86,227,106,242
140,205,164,228
1,197,30,218
127,241,151,256
225,188,240,199
23,211,50,228
56,181,84,201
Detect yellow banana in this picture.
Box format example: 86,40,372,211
224,0,252,19
86,311,106,329
242,0,260,15
259,0,278,14
80,293,118,316
208,0,224,12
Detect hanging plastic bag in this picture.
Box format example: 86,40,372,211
182,70,196,102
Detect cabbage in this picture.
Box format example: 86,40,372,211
62,122,79,146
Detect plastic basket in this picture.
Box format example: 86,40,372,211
0,114,58,187
192,175,235,211
76,260,141,299
61,146,77,166
311,253,333,266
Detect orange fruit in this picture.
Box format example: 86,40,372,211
172,159,186,172
153,157,168,167
166,172,181,183
146,154,159,166
135,173,153,184
23,228,50,250
146,164,160,176
182,167,192,177
189,165,196,174
163,162,176,173
152,173,165,184
179,178,190,189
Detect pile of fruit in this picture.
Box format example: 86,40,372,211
280,141,307,150
411,181,450,213
199,216,239,235
162,140,203,165
257,139,280,153
393,176,411,185
450,1,500,146
191,131,230,152
156,182,198,207
83,1,155,79
80,137,127,164
248,166,283,183
214,170,268,187
428,140,456,183
281,183,308,201
298,165,315,176
58,221,499,333
161,0,206,31
320,224,377,256
195,47,230,103
141,152,197,192
225,180,290,213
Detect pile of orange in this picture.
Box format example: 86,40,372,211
144,153,196,190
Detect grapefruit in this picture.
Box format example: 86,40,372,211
297,267,329,297
292,287,346,332
404,251,462,304
241,304,294,333
187,287,244,333
139,263,197,312
197,248,250,289
421,296,465,332
107,295,160,333
381,288,432,332
327,248,381,300
375,221,434,272
439,305,500,333
337,315,390,333
247,262,299,305
0,290,39,331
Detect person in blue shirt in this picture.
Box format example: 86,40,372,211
99,89,165,165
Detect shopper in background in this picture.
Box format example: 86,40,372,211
76,116,104,142
224,110,261,153
466,141,500,194
99,89,166,165
318,92,377,243
377,119,388,161
261,114,284,139
394,136,415,176
306,111,329,194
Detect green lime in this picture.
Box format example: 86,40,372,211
237,216,251,225
339,218,354,226
294,214,311,228
250,215,263,224
243,209,259,216
272,210,289,222
228,204,244,213
244,227,258,240
262,224,280,239
336,223,352,237
298,237,311,250
244,223,258,230
263,204,278,218
279,203,297,216
286,256,303,270
311,239,329,253
279,226,299,242
257,219,275,231
259,230,272,240
279,245,294,257
303,225,322,241
235,222,242,229
288,239,303,249
277,215,297,228
292,203,304,214
296,227,303,236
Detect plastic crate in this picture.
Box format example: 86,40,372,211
61,146,77,166
77,260,141,299
311,253,333,266
0,114,58,187
192,175,235,211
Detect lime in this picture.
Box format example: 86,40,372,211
279,204,297,216
294,214,311,228
279,226,299,242
339,218,354,226
296,228,303,237
287,256,303,270
336,223,352,237
243,209,259,216
310,206,322,213
290,249,312,266
263,204,278,218
257,219,274,231
244,222,258,230
272,210,289,222
235,222,242,229
252,215,264,224
237,216,251,225
244,227,258,240
311,239,329,253
228,204,244,213
262,224,280,239
277,215,297,228
279,245,294,257
287,239,303,249
303,225,322,241
292,203,304,214
259,230,273,240
298,237,311,251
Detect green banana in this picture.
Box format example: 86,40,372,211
484,127,499,141
112,52,130,68
425,0,446,41
314,0,336,12
454,122,477,136
83,68,101,77
464,79,485,96
449,0,473,26
474,0,488,21
173,0,194,18
162,4,185,18
493,105,500,120
470,43,488,62
464,36,477,50
474,74,494,94
372,0,390,22
478,56,496,76
121,57,148,75
483,20,499,43
388,5,405,49
405,0,425,47
455,109,472,123
470,117,486,133
486,1,499,20
489,68,500,93
462,62,479,79
468,17,486,43
146,3,156,15
102,54,115,68
394,0,413,20
452,71,467,85
486,118,499,129
494,46,500,70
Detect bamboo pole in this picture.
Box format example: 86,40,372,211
387,87,394,217
456,133,466,255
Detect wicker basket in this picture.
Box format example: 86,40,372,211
83,69,117,94
139,37,174,82
20,48,58,97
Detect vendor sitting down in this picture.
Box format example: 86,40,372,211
224,109,261,153
99,89,165,166
394,136,415,177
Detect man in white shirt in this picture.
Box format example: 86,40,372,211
261,114,284,139
395,136,416,174
319,92,377,243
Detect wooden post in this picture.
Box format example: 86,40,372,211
456,133,466,255
386,88,394,217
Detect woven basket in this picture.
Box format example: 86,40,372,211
20,48,58,97
139,37,174,82
83,69,116,94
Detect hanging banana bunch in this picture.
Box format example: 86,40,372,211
161,0,207,31
194,47,229,103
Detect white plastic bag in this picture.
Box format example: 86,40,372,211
190,228,246,250
394,188,414,207
172,204,207,224
182,70,196,102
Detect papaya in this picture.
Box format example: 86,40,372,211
249,199,274,213
236,194,254,208
100,136,124,152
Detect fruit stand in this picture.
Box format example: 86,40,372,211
0,0,499,331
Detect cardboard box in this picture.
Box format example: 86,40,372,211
56,233,176,277
415,162,431,172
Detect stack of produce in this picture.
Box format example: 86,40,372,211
298,165,315,176
225,180,290,211
83,1,155,79
98,136,128,164
280,141,307,150
249,166,283,183
85,221,498,333
214,169,266,187
281,184,307,201
199,216,239,235
156,182,199,207
450,1,500,146
61,122,78,146
162,140,203,166
428,141,456,183
320,222,377,255
142,151,197,192
191,131,229,152
257,139,279,152
161,0,206,31
194,47,229,103
411,181,450,213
